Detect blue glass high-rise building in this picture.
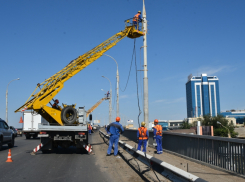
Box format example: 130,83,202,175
186,74,220,118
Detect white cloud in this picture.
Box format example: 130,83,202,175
154,99,165,103
153,97,185,104
119,95,129,99
195,65,236,76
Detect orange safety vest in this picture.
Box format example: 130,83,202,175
133,13,140,22
88,125,92,130
138,127,148,140
154,125,162,136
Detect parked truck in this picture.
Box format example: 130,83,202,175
15,19,144,153
23,111,49,139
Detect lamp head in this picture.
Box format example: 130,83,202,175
217,121,221,125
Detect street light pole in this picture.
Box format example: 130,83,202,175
102,76,112,124
103,54,119,117
142,0,149,129
217,121,231,138
6,78,20,123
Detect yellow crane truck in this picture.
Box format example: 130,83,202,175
15,19,144,153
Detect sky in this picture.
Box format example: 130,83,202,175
1,0,245,128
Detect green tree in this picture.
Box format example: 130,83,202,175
198,114,238,138
180,121,192,129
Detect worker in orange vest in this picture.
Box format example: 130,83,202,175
133,10,142,31
137,121,149,152
153,119,163,154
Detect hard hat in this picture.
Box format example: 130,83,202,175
154,119,159,123
141,121,146,127
116,117,120,122
138,10,141,13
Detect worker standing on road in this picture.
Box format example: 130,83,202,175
133,10,142,31
153,119,163,154
106,117,124,156
88,124,92,135
137,121,149,153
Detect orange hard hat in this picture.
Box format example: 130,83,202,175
116,117,120,122
154,119,159,123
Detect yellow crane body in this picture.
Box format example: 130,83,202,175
15,20,144,126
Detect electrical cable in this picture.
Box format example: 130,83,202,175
119,40,136,92
134,39,142,128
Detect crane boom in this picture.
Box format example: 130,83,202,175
15,20,144,126
86,97,108,118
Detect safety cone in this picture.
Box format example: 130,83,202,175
6,149,13,162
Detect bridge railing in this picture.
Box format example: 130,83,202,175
122,129,245,175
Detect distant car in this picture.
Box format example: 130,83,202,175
0,118,15,150
10,126,17,137
17,129,23,137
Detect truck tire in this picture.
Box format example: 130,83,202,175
61,106,77,124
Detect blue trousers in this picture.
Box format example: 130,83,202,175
107,135,119,155
156,136,163,154
133,21,140,31
137,139,147,152
89,130,91,134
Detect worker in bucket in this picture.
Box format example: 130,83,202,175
153,119,163,154
106,117,124,156
133,10,142,31
137,121,149,153
88,124,92,135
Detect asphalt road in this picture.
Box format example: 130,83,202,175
0,132,112,182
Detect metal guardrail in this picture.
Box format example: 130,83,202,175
122,129,245,176
99,130,207,182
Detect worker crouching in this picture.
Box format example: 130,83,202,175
153,119,163,154
106,117,124,156
137,122,149,153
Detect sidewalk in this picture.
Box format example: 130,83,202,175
117,132,245,182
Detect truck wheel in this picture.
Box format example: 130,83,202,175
8,137,15,148
42,150,50,154
61,106,77,124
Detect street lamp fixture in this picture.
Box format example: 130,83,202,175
6,78,20,123
102,76,112,124
217,121,231,138
103,54,119,117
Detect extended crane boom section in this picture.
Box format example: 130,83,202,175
86,97,108,117
15,20,144,126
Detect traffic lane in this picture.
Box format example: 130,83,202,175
0,135,40,158
0,135,112,182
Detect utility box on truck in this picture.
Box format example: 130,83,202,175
23,111,49,139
